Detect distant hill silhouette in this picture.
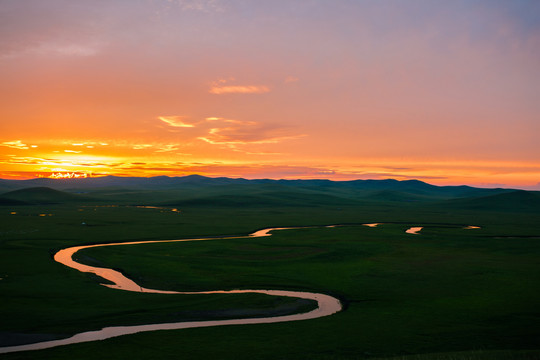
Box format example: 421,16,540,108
361,190,437,202
0,175,250,191
0,175,531,209
0,187,98,205
0,197,29,206
0,175,514,194
443,190,540,212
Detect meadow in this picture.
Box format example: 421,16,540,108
0,178,539,359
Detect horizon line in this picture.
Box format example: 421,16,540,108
0,174,533,191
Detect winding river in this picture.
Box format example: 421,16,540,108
0,227,342,354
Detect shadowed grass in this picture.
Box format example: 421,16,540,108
374,349,540,360
0,186,539,359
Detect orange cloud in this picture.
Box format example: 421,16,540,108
209,85,270,95
197,118,305,148
37,42,102,57
0,156,48,165
158,116,199,128
284,76,299,83
155,115,305,153
200,129,304,146
132,144,153,150
1,140,29,150
205,117,256,125
155,144,182,153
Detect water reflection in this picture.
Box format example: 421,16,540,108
405,227,423,234
363,223,380,227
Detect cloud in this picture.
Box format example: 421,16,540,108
155,144,182,152
284,76,299,83
176,164,348,180
208,77,271,94
199,128,303,146
158,116,199,128
196,117,305,148
132,144,153,150
163,0,224,12
237,150,283,156
179,0,224,12
0,152,120,170
30,41,102,57
154,115,304,152
0,140,29,150
0,0,110,59
98,161,346,180
206,117,256,125
0,156,48,165
209,85,270,95
116,141,187,153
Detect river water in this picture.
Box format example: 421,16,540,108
405,227,423,234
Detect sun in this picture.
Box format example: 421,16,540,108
47,172,90,179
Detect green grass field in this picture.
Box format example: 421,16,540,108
1,182,539,359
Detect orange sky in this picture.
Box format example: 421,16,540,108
1,1,539,189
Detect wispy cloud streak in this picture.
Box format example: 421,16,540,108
0,140,29,150
158,116,198,128
209,85,270,95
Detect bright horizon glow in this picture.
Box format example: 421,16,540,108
1,1,539,190
1,155,539,190
47,172,89,179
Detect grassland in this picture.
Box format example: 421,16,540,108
0,179,539,359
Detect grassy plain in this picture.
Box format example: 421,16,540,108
0,182,539,359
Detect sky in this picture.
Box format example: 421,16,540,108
1,0,539,189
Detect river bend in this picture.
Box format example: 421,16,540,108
0,227,342,354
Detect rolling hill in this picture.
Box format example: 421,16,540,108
0,187,99,205
161,189,362,208
0,175,514,195
442,190,540,212
0,176,532,210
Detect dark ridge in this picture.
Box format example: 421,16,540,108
0,175,524,201
0,186,98,205
442,190,540,212
361,190,437,202
0,197,29,206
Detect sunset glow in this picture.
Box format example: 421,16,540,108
1,1,539,189
47,172,89,179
